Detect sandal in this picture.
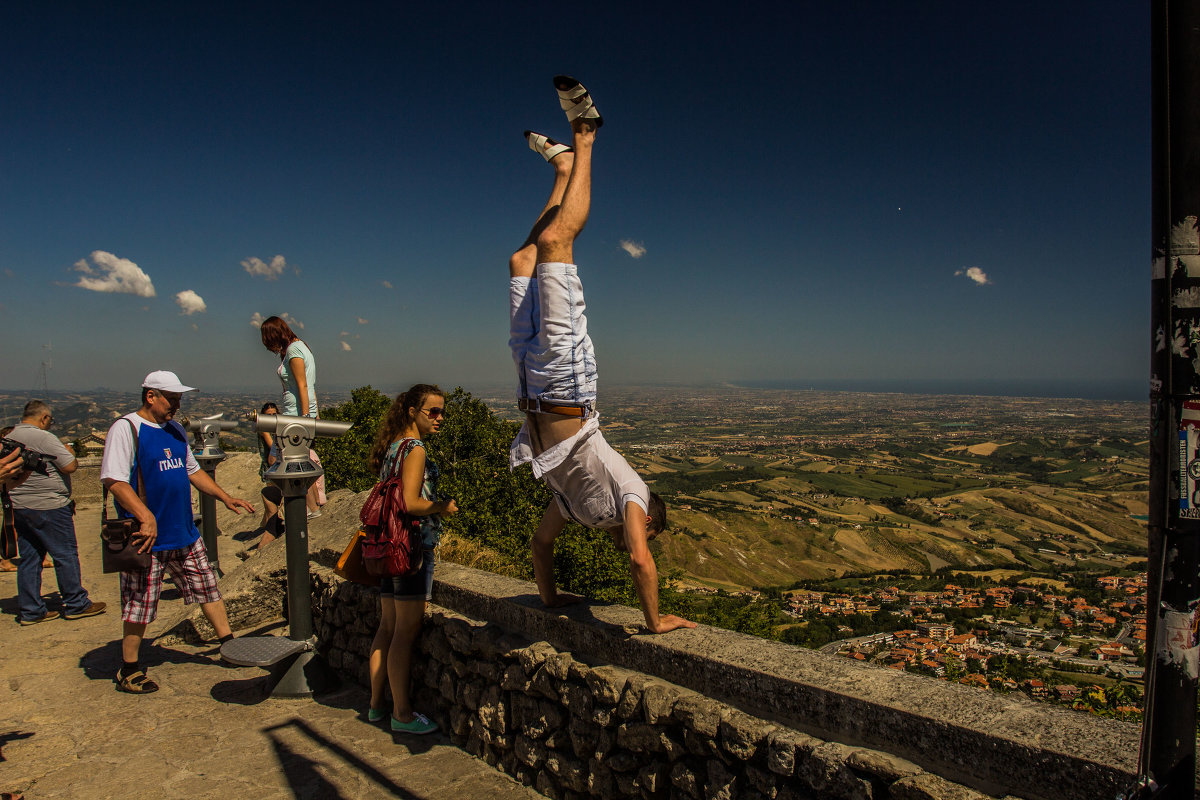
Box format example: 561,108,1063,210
554,75,603,129
116,669,159,694
524,131,572,162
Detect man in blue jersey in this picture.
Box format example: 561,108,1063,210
100,370,255,694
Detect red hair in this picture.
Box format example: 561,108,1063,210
259,316,298,356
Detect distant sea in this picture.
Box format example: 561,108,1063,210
735,378,1145,402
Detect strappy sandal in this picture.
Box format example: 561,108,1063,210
524,131,572,162
116,669,159,694
554,75,603,129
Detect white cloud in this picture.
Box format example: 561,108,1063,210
241,254,289,280
340,340,352,351
955,266,992,285
339,331,350,337
381,280,393,289
73,250,156,297
253,311,303,329
619,239,647,259
174,289,206,315
357,317,369,325
191,323,199,331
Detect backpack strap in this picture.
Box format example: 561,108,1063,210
101,418,146,524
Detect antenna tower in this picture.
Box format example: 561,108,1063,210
34,343,51,395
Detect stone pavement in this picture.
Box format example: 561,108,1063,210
0,462,541,800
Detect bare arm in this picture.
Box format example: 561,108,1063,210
399,444,457,517
289,355,311,417
189,470,255,514
103,478,158,553
622,501,696,634
261,432,276,466
532,501,578,607
58,457,78,475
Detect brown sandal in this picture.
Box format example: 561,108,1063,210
116,669,159,694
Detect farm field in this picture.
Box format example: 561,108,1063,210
594,387,1147,590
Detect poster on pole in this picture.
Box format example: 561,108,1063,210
1179,401,1200,519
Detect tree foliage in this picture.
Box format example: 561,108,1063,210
313,385,392,492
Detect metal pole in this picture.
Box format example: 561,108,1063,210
197,462,222,577
282,492,312,641
1147,2,1200,795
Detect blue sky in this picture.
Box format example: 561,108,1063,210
0,3,1149,399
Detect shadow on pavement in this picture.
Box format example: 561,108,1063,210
0,731,34,762
264,717,431,800
78,638,224,681
211,674,272,705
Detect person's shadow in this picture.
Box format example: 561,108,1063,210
78,638,227,682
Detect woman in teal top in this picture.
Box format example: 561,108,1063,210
365,384,458,736
258,316,318,418
258,315,324,515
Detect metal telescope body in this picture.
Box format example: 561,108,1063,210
220,411,352,698
182,413,239,576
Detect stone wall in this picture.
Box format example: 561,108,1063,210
310,562,1140,800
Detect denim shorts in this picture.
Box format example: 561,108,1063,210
509,262,598,410
379,549,435,601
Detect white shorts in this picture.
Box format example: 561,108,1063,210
508,262,598,409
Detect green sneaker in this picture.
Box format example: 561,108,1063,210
367,707,386,723
390,712,438,735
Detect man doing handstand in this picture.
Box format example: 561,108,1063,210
508,76,694,635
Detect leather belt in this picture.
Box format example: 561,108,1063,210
518,398,586,417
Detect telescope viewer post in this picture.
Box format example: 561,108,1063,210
182,413,239,577
220,412,352,698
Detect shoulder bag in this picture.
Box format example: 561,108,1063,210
100,418,153,574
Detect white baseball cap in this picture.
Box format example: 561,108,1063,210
142,370,197,393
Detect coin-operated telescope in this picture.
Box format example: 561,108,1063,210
256,413,353,499
221,412,352,698
180,413,240,575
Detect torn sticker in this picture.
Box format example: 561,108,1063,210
1182,254,1200,278
1157,603,1200,679
1172,287,1200,307
1154,254,1167,279
1171,216,1200,256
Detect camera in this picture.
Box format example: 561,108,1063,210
0,438,54,476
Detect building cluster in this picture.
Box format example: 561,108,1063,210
787,572,1147,688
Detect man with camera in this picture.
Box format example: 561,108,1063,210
101,371,254,694
7,400,106,625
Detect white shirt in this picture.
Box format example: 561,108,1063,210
511,415,649,530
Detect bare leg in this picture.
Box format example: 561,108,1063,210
536,120,596,266
369,597,398,712
258,493,279,530
199,599,232,639
387,599,426,721
510,150,575,279
122,621,146,663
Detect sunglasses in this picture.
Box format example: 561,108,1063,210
422,407,445,419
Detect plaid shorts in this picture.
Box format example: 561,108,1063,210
120,537,222,625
